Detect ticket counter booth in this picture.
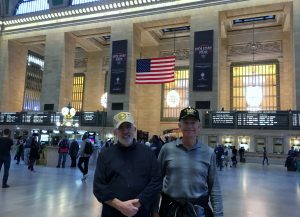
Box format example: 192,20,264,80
238,136,250,151
208,135,218,148
273,137,284,154
290,137,300,152
255,137,266,153
222,136,234,148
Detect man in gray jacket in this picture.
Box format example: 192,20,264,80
157,106,223,217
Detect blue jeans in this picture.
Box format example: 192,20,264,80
0,155,11,186
57,153,68,167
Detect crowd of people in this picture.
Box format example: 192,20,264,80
2,106,300,217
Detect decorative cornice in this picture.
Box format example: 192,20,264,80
0,0,246,34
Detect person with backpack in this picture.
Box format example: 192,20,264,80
56,135,69,168
69,139,79,168
77,133,93,181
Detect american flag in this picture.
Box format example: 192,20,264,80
135,56,175,84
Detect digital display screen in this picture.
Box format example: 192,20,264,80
0,113,21,124
211,112,235,128
237,111,289,129
81,112,97,125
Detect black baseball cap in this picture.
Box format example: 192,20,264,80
179,106,200,121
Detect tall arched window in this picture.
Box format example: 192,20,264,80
71,0,100,6
15,0,49,15
23,51,44,111
161,67,189,121
231,61,279,111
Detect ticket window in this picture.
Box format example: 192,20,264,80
222,136,234,148
208,136,217,148
256,138,266,153
290,138,300,152
238,136,250,151
273,138,284,154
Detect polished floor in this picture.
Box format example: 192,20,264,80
0,161,299,217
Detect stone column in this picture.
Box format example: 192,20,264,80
40,32,75,111
190,9,219,111
0,39,27,111
106,22,135,127
294,0,300,109
83,51,104,111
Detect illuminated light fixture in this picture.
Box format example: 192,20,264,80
75,9,79,14
241,138,247,144
82,8,87,13
71,10,76,15
121,2,125,7
105,5,109,9
58,12,62,16
147,0,151,2
87,7,91,12
225,137,231,143
92,7,96,11
166,90,180,108
138,0,143,4
130,1,134,5
125,1,130,6
101,92,108,108
113,3,117,8
109,4,113,9
143,0,147,3
134,0,138,4
117,2,121,7
79,9,83,13
101,5,105,10
98,6,102,10
74,123,79,128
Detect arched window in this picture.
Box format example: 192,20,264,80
15,0,49,15
71,0,100,6
161,67,189,121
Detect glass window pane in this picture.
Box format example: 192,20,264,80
231,62,278,111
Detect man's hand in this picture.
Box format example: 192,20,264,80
106,198,140,217
151,212,160,217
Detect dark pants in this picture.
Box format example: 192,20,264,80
262,156,269,165
0,155,11,186
57,153,68,168
77,157,89,175
28,158,36,171
101,204,150,217
70,155,77,167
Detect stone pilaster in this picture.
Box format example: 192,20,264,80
40,32,75,111
106,22,135,127
83,51,104,111
0,39,27,111
190,8,219,111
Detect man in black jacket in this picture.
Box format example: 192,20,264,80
93,112,162,217
0,129,14,188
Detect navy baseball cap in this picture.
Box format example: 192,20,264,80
179,106,200,121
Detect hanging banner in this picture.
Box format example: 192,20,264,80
193,30,213,91
110,40,127,94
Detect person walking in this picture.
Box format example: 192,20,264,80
69,139,79,168
157,106,223,217
93,112,162,217
28,136,40,172
262,147,269,165
0,129,14,188
14,136,24,165
77,133,92,181
231,146,238,168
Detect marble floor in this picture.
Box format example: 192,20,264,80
0,162,299,217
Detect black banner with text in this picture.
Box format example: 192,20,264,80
110,40,128,94
193,30,213,91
